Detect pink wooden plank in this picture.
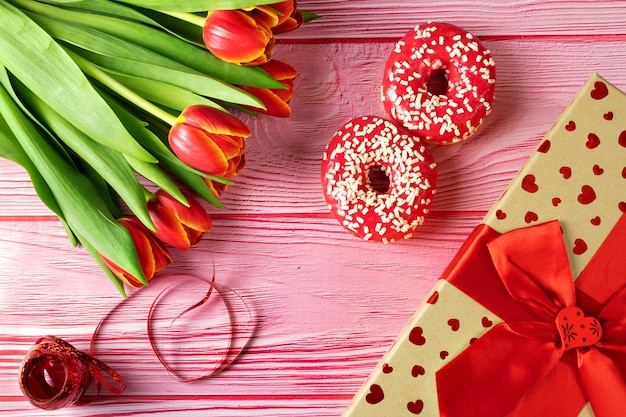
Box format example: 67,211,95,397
0,213,477,323
0,396,351,416
293,0,626,39
0,213,479,405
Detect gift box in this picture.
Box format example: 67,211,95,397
342,73,626,417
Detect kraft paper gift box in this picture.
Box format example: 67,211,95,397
342,73,626,417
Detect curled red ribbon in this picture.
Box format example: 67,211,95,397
18,336,124,410
435,218,626,417
18,274,254,409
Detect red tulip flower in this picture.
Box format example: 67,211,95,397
168,105,250,176
203,9,274,66
203,153,247,198
204,178,229,198
241,60,297,117
102,217,172,288
273,9,303,34
147,190,213,250
249,1,303,34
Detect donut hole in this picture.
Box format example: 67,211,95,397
367,165,390,193
426,68,449,96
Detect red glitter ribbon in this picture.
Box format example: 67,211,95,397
435,218,626,417
19,274,254,409
18,336,124,410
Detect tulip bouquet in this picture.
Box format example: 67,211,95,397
0,0,317,295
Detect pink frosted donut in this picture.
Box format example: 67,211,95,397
321,116,437,243
382,22,496,144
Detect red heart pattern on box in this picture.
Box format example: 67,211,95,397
486,75,626,278
349,280,499,416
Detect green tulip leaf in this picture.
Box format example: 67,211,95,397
0,65,76,166
302,11,322,24
29,0,83,3
13,1,283,89
36,0,156,24
34,0,277,10
125,154,189,207
15,82,157,231
0,66,79,245
0,114,30,167
22,13,233,123
0,82,148,287
138,8,205,46
78,236,127,297
32,16,268,109
0,112,78,246
115,0,277,12
0,2,156,163
110,73,225,113
77,159,124,220
159,157,224,208
28,13,193,73
70,46,264,108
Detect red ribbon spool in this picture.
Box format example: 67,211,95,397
18,336,124,410
18,274,254,410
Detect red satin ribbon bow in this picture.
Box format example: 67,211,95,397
435,219,626,417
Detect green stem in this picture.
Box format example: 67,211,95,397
66,49,179,126
160,11,208,27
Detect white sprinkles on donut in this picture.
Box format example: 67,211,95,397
382,22,496,144
321,116,437,243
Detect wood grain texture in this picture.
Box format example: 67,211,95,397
2,1,626,415
291,0,626,39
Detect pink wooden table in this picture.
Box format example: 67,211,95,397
3,1,626,415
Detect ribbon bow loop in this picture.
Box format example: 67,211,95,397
487,220,576,320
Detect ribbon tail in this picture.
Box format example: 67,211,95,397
578,348,626,417
436,323,562,417
505,358,588,417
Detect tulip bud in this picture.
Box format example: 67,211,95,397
203,178,229,198
147,190,213,250
168,105,250,177
102,217,172,288
240,60,297,117
203,9,274,66
245,1,303,34
271,1,304,34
